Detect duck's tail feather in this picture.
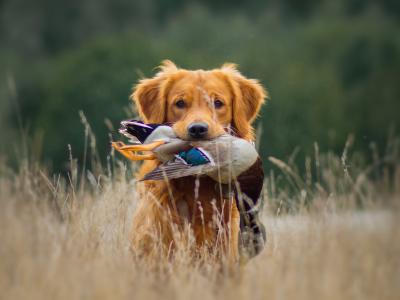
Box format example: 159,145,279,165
119,119,159,143
118,128,141,144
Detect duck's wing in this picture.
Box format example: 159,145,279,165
119,120,160,143
140,156,210,181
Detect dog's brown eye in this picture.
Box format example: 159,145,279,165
175,99,186,109
214,99,224,109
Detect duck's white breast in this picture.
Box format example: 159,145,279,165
207,138,259,183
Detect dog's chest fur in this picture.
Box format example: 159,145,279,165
137,160,239,246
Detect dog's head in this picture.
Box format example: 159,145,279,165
132,60,267,141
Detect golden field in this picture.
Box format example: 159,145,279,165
0,139,399,300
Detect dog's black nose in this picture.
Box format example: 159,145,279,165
188,122,209,139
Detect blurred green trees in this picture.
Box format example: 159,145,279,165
1,0,399,171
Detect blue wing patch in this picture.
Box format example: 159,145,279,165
178,147,211,166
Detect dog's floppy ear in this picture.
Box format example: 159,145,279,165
132,60,178,123
221,63,267,140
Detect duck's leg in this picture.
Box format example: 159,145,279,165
117,149,156,161
115,140,165,152
112,142,157,161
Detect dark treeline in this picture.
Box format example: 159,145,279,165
1,0,399,172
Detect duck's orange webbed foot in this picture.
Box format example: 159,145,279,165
112,141,164,161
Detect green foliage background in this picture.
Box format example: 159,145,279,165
1,0,399,171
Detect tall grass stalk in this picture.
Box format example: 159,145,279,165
0,130,399,300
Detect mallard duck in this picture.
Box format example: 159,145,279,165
141,134,259,183
112,119,266,258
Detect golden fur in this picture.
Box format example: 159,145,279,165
130,60,266,263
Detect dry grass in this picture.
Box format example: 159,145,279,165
0,137,400,300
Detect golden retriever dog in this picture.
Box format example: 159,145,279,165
129,60,266,264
